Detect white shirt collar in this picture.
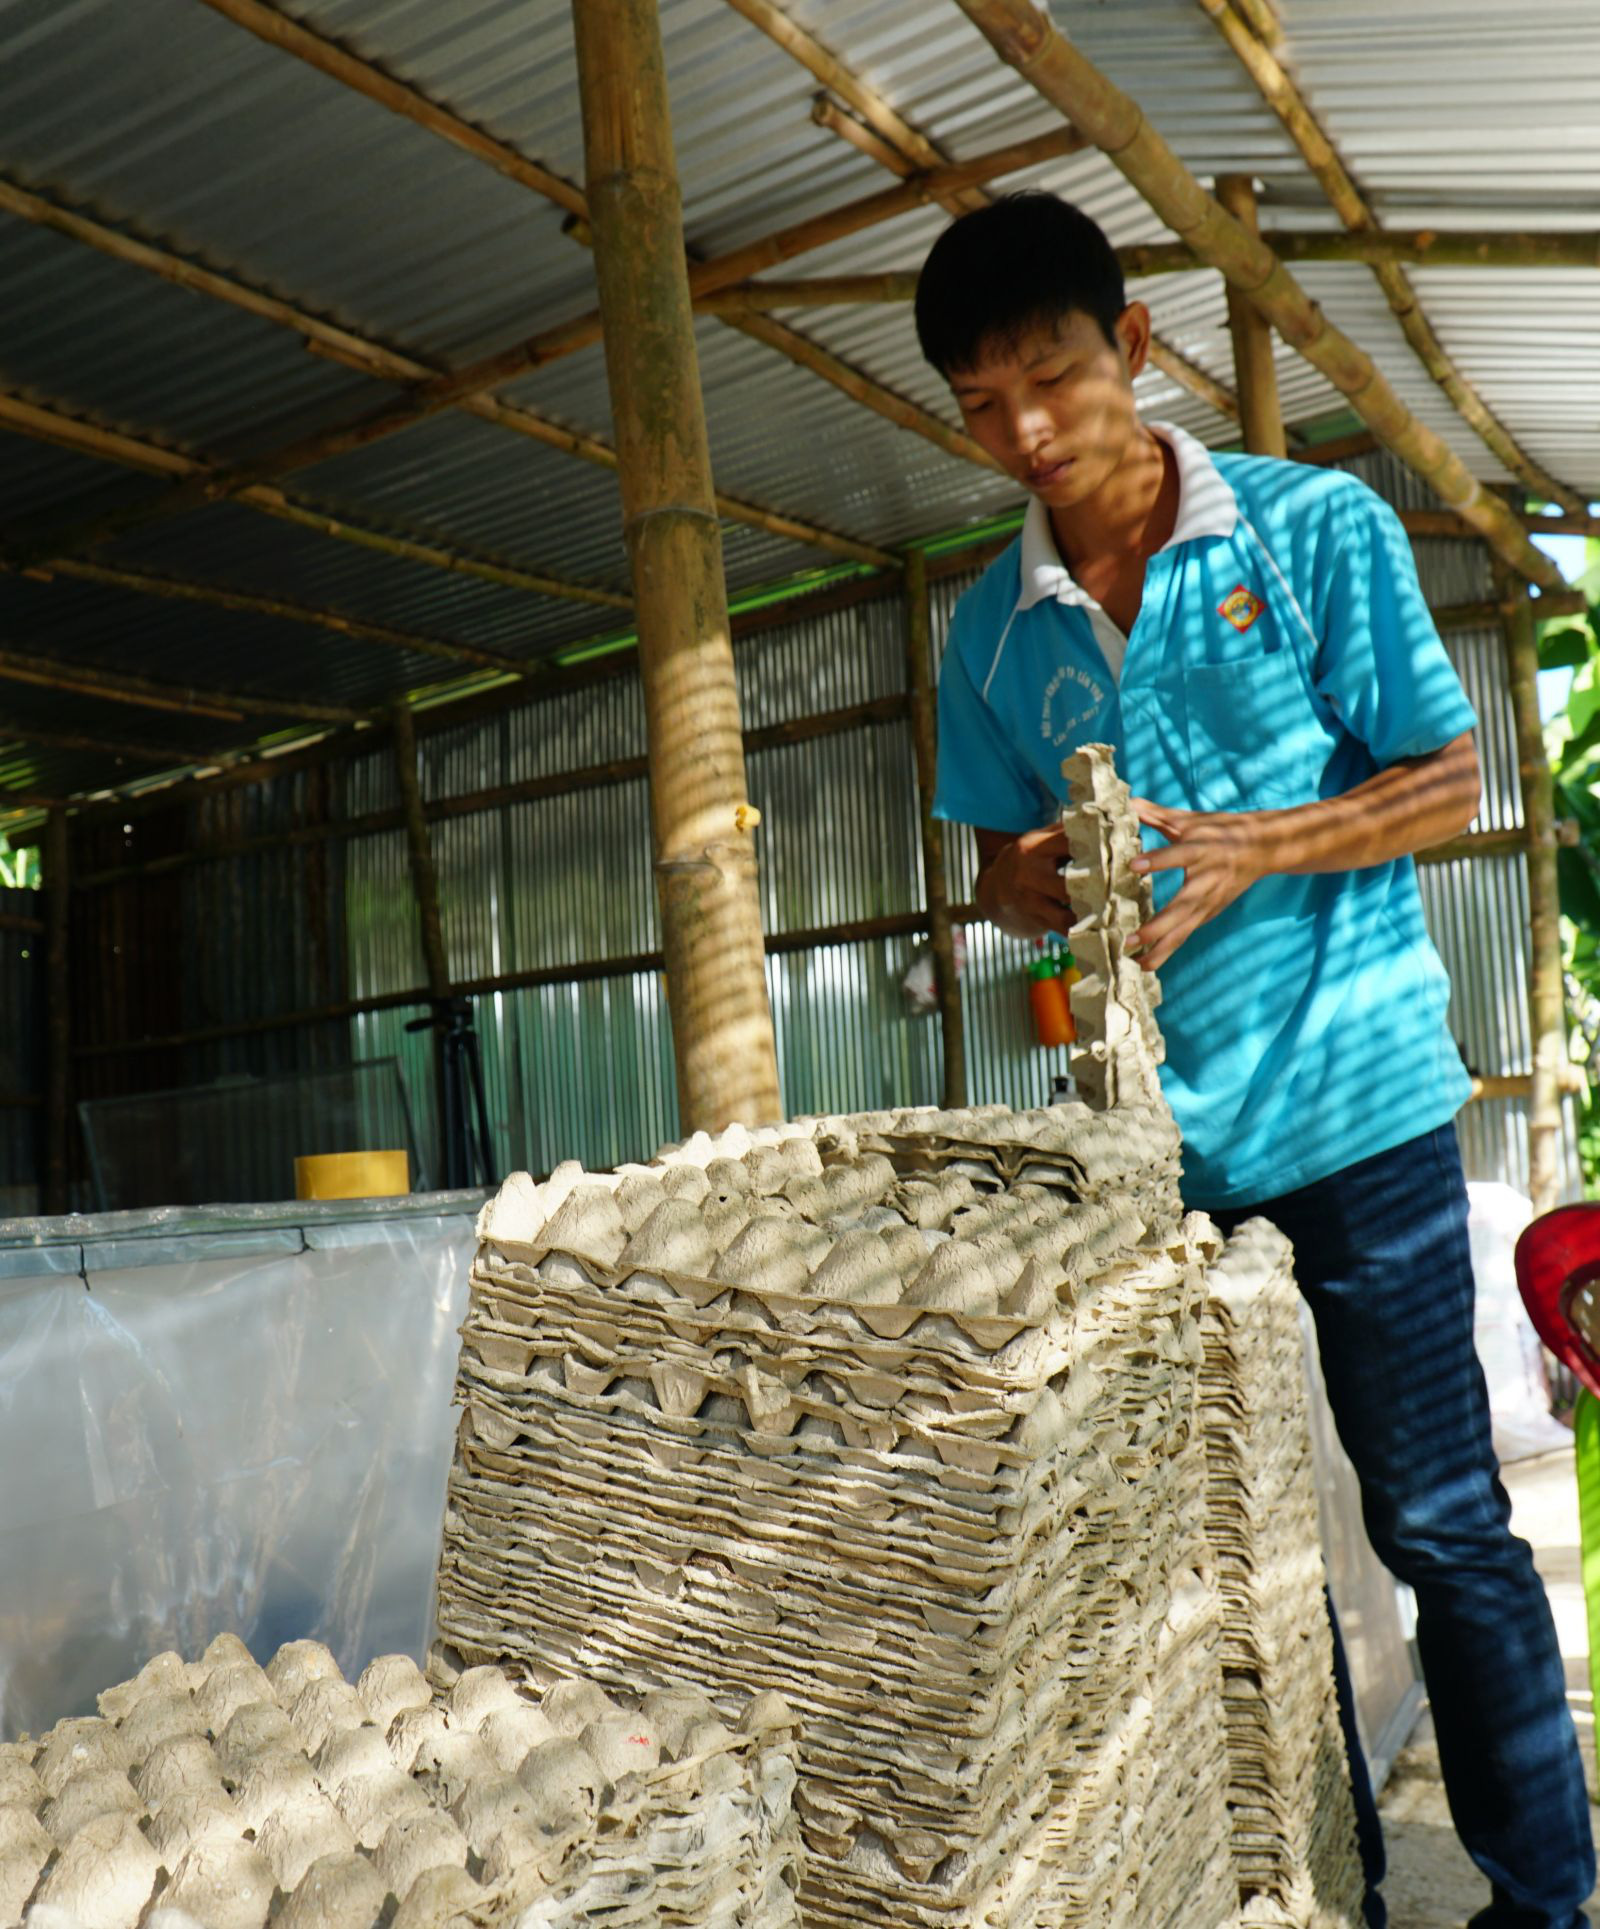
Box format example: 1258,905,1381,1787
1016,419,1239,612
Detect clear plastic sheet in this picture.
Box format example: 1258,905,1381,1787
0,1195,480,1739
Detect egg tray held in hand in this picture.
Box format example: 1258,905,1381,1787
0,1638,801,1929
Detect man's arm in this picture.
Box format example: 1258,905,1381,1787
1128,729,1480,971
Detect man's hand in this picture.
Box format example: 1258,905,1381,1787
974,825,1071,942
1124,730,1480,972
1128,801,1270,971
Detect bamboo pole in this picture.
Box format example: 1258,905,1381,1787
573,0,781,1132
1144,337,1239,422
196,0,587,216
753,15,1244,428
42,556,543,679
951,0,1566,592
13,124,1080,574
43,807,70,1215
1216,176,1286,457
732,0,987,210
0,721,200,765
1194,0,1589,518
811,94,929,182
0,390,634,612
1497,566,1569,1211
1121,229,1600,276
722,309,1000,469
0,643,369,726
694,224,1600,312
905,551,967,1106
0,178,891,571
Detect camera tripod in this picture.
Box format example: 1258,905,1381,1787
405,995,498,1192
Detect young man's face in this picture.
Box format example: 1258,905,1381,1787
946,305,1150,511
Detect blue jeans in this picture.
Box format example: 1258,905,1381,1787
1207,1124,1594,1929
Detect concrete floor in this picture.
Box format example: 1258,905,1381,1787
1379,1447,1598,1926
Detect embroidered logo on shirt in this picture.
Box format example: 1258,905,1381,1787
1040,663,1107,748
1217,584,1266,633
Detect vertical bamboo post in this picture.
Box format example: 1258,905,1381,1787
391,698,452,1174
904,551,967,1107
1215,174,1286,458
1498,569,1566,1210
571,0,781,1133
43,807,70,1215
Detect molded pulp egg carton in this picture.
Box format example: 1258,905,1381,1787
1,1639,801,1929
1198,1219,1365,1929
432,744,1359,1927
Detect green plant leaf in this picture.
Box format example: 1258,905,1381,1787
1541,625,1596,670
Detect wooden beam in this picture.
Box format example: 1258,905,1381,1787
1216,175,1286,457
574,0,781,1131
905,550,966,1106
1498,565,1568,1210
0,174,892,572
1195,0,1590,518
0,908,45,935
43,808,70,1215
195,0,587,217
952,0,1565,592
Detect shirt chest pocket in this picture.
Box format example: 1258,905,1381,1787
1184,652,1329,812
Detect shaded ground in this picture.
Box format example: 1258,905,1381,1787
1379,1447,1598,1926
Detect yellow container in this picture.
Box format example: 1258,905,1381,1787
294,1149,410,1201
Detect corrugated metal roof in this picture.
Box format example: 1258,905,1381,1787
0,0,1595,801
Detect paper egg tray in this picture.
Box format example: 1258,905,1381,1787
0,1639,802,1929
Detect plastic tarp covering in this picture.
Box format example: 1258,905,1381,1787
0,1194,480,1741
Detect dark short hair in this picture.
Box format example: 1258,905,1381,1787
914,193,1126,375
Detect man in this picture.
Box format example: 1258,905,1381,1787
917,192,1592,1929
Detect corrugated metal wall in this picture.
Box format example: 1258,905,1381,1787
0,887,43,1214
63,768,353,1207
345,463,1571,1193
30,464,1568,1206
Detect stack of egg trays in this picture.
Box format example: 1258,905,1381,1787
434,1105,1213,1928
1,1635,802,1929
1197,1215,1364,1929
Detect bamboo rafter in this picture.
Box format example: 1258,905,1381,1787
0,389,632,611
0,721,210,766
0,173,893,571
951,0,1563,590
0,646,364,726
1194,0,1589,517
12,121,1084,572
764,0,1242,427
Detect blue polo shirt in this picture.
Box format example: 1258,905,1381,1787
934,422,1477,1208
